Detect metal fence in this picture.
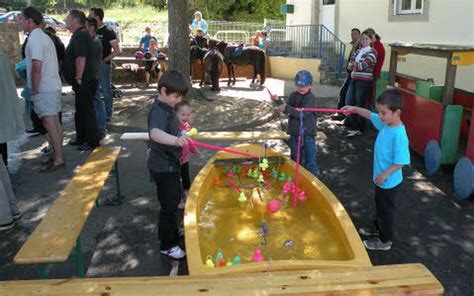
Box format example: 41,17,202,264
265,24,346,77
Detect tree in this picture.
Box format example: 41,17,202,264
168,0,190,83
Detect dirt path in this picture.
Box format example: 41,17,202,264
0,79,472,294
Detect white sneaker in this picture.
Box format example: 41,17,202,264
0,221,15,231
160,245,186,259
347,130,363,138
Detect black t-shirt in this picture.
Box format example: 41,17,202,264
147,99,182,173
44,31,65,64
96,25,117,63
62,27,100,85
89,36,103,80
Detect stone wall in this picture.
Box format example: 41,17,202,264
0,24,22,84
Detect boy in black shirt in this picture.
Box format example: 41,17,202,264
148,70,189,259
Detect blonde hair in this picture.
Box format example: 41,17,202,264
194,11,202,18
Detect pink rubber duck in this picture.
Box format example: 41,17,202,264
251,247,264,262
281,180,292,195
298,190,307,201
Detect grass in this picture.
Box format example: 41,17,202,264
51,4,169,45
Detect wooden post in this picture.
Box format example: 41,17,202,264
443,53,456,105
388,50,398,85
168,0,190,82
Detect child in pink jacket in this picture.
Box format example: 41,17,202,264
175,101,199,209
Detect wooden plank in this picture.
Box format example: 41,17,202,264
120,131,291,141
0,264,443,295
443,53,457,105
14,147,122,265
388,51,398,85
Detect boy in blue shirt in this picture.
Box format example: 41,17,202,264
276,70,319,176
148,70,189,259
343,89,410,251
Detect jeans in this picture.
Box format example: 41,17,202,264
289,135,319,176
150,171,182,250
96,63,113,120
345,79,373,132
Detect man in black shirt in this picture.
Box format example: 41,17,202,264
89,8,120,127
63,9,100,150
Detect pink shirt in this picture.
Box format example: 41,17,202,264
179,122,199,164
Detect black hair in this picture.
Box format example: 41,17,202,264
86,16,97,32
377,89,404,111
351,28,360,34
174,100,191,112
44,26,56,35
90,7,104,21
261,30,268,37
22,7,43,25
158,70,189,96
69,9,86,26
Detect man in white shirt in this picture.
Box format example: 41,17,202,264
21,7,64,172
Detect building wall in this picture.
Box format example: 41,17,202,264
269,56,321,81
336,0,474,91
285,0,319,26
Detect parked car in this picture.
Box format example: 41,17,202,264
43,15,66,32
0,11,21,24
104,19,123,43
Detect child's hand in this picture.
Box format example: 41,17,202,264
175,136,188,147
278,103,286,112
341,106,357,115
375,172,388,185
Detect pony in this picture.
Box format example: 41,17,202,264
210,38,266,86
190,45,208,78
202,48,224,91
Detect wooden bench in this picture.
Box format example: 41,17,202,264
0,263,443,295
120,131,291,142
13,147,122,279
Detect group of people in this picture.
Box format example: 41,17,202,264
19,7,120,171
334,27,386,138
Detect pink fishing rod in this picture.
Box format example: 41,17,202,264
188,140,259,158
295,107,354,114
227,178,241,192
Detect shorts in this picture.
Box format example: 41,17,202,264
31,90,62,118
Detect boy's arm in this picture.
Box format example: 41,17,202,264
150,128,188,147
342,106,371,119
375,164,404,185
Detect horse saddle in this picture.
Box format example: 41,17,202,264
229,43,245,58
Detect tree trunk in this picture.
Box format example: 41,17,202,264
168,0,190,83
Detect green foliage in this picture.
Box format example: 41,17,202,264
188,0,285,21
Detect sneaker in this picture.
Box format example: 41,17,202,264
68,139,83,146
358,227,379,237
363,237,392,251
177,198,186,210
160,245,186,259
0,221,15,231
12,212,22,220
346,130,363,138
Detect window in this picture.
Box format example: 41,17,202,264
323,0,336,5
395,0,423,15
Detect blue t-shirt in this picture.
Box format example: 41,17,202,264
140,35,157,51
370,113,410,189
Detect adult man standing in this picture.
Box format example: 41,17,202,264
89,7,120,135
63,10,100,151
21,7,64,171
332,28,360,121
